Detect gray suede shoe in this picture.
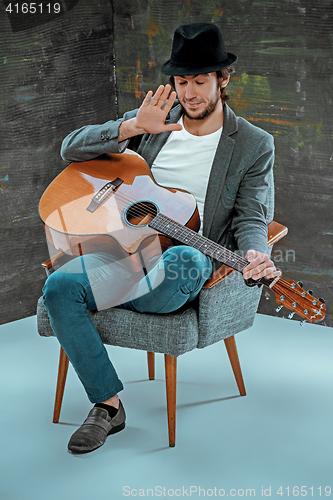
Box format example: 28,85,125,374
67,401,126,454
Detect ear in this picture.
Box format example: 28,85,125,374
220,74,230,88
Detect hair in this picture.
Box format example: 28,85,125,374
169,66,235,103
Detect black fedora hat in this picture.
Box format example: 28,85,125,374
161,23,237,76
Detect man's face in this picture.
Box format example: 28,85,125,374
174,73,222,120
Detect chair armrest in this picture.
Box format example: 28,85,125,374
203,220,288,289
198,271,263,347
266,221,288,247
202,264,234,289
42,251,73,276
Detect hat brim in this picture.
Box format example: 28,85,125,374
161,53,237,76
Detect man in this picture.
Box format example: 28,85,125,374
43,23,281,454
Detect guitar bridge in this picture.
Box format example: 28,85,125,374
86,177,123,213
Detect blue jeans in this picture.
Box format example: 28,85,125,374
43,246,212,403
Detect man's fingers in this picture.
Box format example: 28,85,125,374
137,85,179,134
244,252,268,271
243,260,266,278
162,90,177,115
150,85,168,106
245,249,263,267
244,256,271,272
266,269,282,279
246,249,257,261
243,250,280,280
243,266,281,280
141,90,153,106
149,84,176,109
158,84,173,105
255,267,282,280
160,84,172,101
165,123,183,132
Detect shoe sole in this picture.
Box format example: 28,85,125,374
108,421,126,436
68,422,125,454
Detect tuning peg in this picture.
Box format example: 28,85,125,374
288,312,295,319
307,290,313,296
297,281,303,288
319,297,325,304
276,305,283,312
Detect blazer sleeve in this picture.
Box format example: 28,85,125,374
60,109,139,163
230,133,275,255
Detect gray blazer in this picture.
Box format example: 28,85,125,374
61,103,274,269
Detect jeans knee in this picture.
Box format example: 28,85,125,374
43,273,62,304
164,246,201,264
43,271,84,307
163,246,212,284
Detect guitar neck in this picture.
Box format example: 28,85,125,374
149,213,249,273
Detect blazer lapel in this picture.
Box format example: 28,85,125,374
203,104,238,238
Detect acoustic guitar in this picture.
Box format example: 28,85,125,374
38,150,326,324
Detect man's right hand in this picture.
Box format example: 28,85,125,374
118,84,182,142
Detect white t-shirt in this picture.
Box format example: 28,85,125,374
151,116,222,234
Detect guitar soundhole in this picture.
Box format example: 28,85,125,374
125,201,158,226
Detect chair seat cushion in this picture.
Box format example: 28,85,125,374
36,297,199,357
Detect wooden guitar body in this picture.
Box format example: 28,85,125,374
39,150,199,268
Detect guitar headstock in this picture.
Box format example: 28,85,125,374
269,279,326,323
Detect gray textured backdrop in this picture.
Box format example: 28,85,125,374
1,0,332,327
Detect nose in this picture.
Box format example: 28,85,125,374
185,82,196,100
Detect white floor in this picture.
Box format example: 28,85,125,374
1,313,333,500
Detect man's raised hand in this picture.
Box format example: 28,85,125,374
118,85,182,142
135,84,182,134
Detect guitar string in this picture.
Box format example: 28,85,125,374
157,218,315,304
121,195,323,314
99,189,250,271
151,213,247,269
94,189,300,289
102,190,235,255
90,188,309,295
148,214,306,296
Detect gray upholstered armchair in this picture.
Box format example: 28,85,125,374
36,221,287,447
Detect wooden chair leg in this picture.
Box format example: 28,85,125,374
53,346,69,423
224,335,246,396
164,354,177,447
147,351,155,380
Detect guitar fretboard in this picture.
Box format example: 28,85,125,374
149,213,249,273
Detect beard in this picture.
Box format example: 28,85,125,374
180,90,221,121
